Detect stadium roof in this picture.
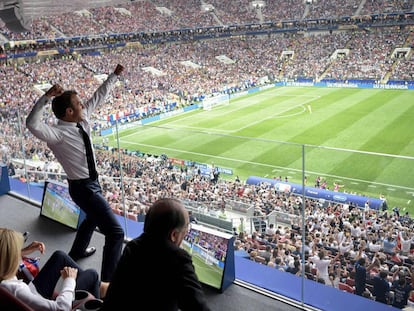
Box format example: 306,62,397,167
18,0,130,18
0,0,130,32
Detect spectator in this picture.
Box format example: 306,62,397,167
368,238,382,253
265,223,276,237
26,64,126,282
101,198,211,311
317,277,326,284
232,227,239,237
0,228,107,311
274,257,289,272
189,210,198,224
391,266,414,309
327,269,341,288
310,247,332,284
383,235,397,255
354,256,379,296
372,270,390,304
286,259,301,275
259,245,273,264
398,231,412,256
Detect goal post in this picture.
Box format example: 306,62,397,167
202,93,230,110
194,244,219,266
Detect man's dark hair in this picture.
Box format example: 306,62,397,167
51,90,77,119
398,277,406,285
357,257,366,266
144,198,186,239
379,270,388,279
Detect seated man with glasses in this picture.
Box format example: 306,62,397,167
101,198,211,311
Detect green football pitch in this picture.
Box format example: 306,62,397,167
99,86,414,215
181,242,223,289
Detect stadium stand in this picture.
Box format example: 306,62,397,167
1,0,414,309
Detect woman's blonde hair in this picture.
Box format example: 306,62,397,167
0,228,24,282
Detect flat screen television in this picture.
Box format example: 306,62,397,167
40,180,84,230
181,223,235,293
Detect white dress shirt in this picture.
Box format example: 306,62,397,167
1,276,75,311
26,73,117,180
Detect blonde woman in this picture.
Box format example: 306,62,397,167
0,228,107,311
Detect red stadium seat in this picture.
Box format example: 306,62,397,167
127,213,137,221
112,208,122,215
346,278,355,287
338,282,355,294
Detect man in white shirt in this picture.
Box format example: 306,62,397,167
26,64,125,282
265,223,276,237
399,231,412,256
368,238,382,253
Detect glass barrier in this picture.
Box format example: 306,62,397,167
4,89,414,310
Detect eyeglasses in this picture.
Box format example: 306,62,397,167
176,223,192,236
187,222,192,232
182,222,192,234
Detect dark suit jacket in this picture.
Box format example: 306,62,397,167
101,232,211,311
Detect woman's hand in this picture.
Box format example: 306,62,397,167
21,241,45,256
60,266,78,279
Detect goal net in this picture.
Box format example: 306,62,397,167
194,244,219,266
202,93,230,111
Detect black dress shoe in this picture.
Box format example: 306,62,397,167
23,231,30,242
69,247,97,261
81,246,96,258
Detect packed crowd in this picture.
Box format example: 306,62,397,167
15,137,414,306
0,27,412,223
1,27,413,126
10,119,414,307
8,134,414,307
236,199,414,307
1,0,413,40
0,2,414,307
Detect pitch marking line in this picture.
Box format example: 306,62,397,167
161,95,320,134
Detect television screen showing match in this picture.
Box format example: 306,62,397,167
40,180,82,230
182,223,235,292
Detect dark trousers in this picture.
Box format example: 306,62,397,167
68,178,124,282
33,250,100,298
